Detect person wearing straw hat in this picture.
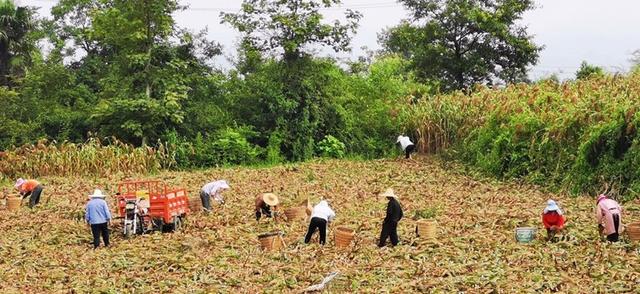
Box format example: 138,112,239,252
396,135,416,159
378,188,403,247
14,178,44,208
85,189,112,249
595,194,623,242
541,199,566,241
305,200,336,245
255,193,280,221
200,180,230,212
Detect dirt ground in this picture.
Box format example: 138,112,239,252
1,157,639,293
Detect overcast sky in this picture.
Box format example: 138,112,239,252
21,0,640,80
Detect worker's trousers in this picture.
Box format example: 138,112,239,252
27,185,43,208
90,222,110,249
378,220,399,247
199,190,211,211
305,217,327,245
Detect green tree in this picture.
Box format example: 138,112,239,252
222,0,361,160
575,61,605,80
0,0,36,87
48,0,222,145
380,0,542,91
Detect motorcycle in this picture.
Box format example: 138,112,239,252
123,199,147,237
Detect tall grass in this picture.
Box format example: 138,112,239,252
0,138,176,179
403,72,640,199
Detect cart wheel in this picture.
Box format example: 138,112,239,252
173,216,183,232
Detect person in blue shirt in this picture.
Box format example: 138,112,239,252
85,189,112,249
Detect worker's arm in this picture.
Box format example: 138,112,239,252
557,215,566,229
85,204,91,226
103,201,112,222
594,205,603,224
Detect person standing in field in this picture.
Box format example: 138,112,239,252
305,200,335,245
541,199,566,241
199,180,230,212
396,135,416,159
595,194,623,242
378,188,403,247
85,189,112,249
14,178,44,208
255,193,279,221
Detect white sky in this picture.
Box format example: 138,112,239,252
20,0,640,80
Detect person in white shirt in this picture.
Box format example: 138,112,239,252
200,180,230,212
396,135,416,159
304,200,335,245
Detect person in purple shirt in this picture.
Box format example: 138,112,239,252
85,189,112,249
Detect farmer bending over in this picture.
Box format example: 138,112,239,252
255,193,279,221
542,199,566,241
85,189,112,249
14,178,44,208
595,194,623,242
305,200,335,245
396,135,416,159
199,180,230,212
378,188,403,247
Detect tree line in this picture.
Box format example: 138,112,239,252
1,0,551,167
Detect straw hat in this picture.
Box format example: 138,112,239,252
89,189,107,198
14,178,25,189
262,193,279,206
379,188,398,199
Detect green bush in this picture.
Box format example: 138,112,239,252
317,135,346,158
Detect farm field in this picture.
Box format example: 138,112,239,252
1,157,640,293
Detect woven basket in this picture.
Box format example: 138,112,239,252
188,197,202,212
7,197,21,211
416,219,436,239
284,207,307,221
258,232,285,251
335,227,355,248
627,222,640,242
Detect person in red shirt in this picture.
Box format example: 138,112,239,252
14,178,44,208
542,199,566,241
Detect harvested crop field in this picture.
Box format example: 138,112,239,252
1,157,639,293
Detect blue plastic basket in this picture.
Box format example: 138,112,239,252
515,227,536,243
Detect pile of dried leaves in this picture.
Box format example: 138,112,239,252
1,157,639,292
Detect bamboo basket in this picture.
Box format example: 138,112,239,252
334,227,355,248
284,207,307,221
416,219,436,239
627,223,640,242
7,197,21,211
188,196,202,212
258,232,286,251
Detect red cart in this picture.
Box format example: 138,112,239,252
116,180,189,236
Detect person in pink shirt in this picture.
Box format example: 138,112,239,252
595,194,623,242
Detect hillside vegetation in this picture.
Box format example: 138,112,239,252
404,72,640,198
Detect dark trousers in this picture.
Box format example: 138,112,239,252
199,190,211,211
90,222,110,249
607,214,620,242
405,144,416,159
379,220,399,247
26,185,43,208
305,217,327,245
255,204,272,221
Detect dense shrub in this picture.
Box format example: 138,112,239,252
404,72,640,198
317,135,346,158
